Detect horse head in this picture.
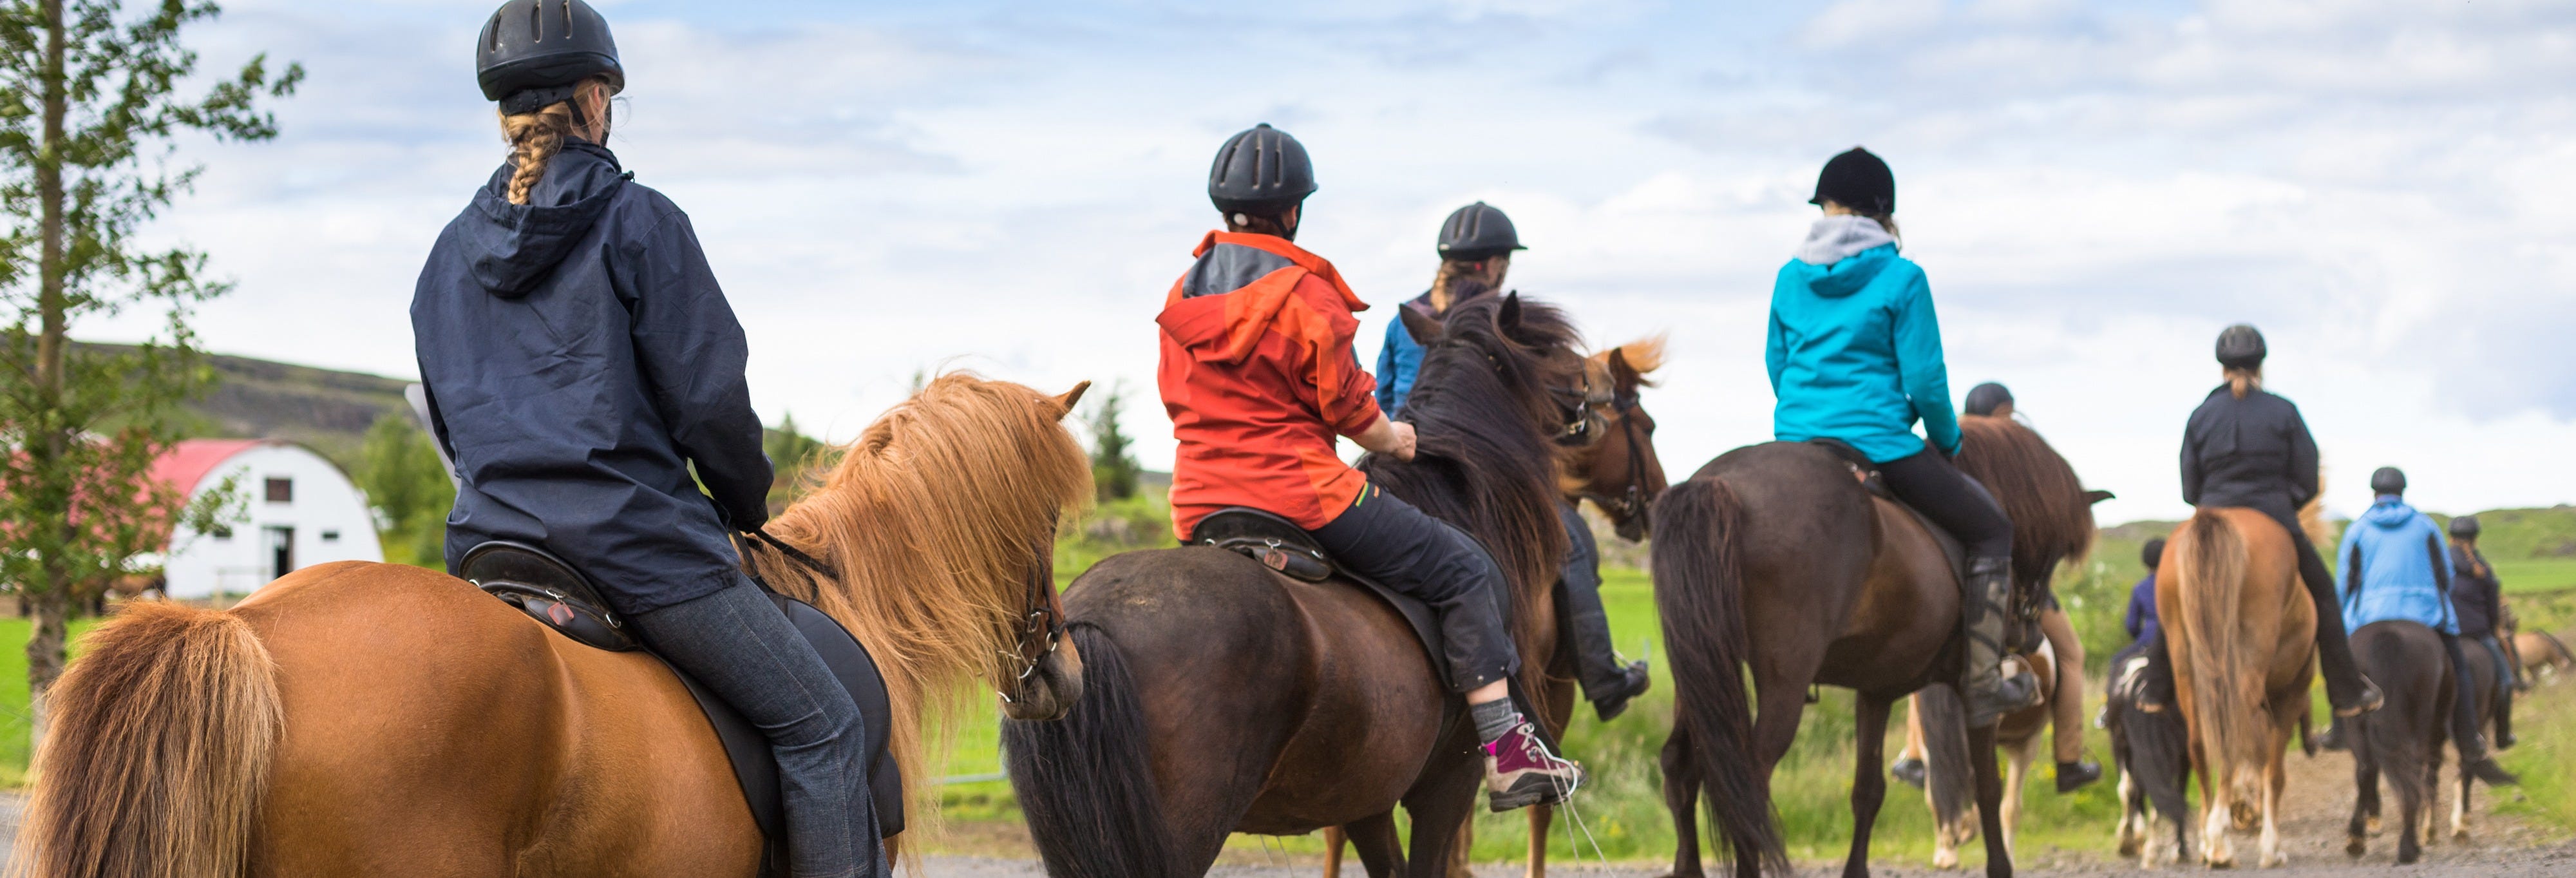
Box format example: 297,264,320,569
1571,338,1670,542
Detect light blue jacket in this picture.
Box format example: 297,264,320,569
2336,496,2458,635
1374,294,1431,417
1766,244,1960,463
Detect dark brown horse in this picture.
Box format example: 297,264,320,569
1001,295,1598,878
1649,416,2099,878
2345,620,2452,864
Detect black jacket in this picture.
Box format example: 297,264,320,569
2180,385,2318,522
2450,544,2502,637
413,140,771,615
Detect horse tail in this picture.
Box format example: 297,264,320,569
2169,509,2266,806
12,602,281,878
1649,475,1788,873
1916,685,1978,831
1000,623,1180,878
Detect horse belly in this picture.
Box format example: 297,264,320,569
1239,584,1447,834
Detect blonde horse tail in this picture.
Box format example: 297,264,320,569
2171,509,2264,804
12,602,281,878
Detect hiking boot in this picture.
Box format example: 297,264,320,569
2317,720,2349,752
2466,756,2519,787
1484,719,1584,811
2333,677,2385,718
1889,756,1927,790
1590,660,1652,721
2056,759,2103,794
1964,557,2045,727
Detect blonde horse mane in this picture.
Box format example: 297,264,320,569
741,372,1092,835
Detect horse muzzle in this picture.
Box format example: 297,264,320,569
1000,635,1085,721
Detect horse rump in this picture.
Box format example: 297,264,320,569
2166,508,2268,805
1649,475,1788,873
1001,622,1184,878
13,601,282,878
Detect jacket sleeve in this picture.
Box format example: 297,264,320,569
2285,403,2321,509
1375,320,1402,415
2179,411,2204,507
623,210,775,530
1891,272,1961,455
2480,552,2503,635
2125,582,2146,639
2429,530,2458,631
1765,306,1787,395
2338,524,2364,605
1300,285,1385,439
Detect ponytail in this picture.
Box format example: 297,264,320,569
2226,367,2261,399
496,77,612,206
1428,254,1509,313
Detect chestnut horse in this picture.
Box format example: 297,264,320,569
2157,506,2317,868
1651,415,2099,878
13,374,1095,878
1002,295,1597,878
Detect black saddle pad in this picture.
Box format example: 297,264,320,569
464,541,904,869
1191,508,1446,663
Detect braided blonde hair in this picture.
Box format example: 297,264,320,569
1428,254,1508,313
497,77,612,206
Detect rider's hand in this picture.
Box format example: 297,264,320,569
1354,416,1417,462
1388,421,1417,461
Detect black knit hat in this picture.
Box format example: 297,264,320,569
2141,537,2166,571
1811,146,1895,215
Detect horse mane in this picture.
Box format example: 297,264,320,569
743,372,1092,834
1361,294,1584,701
1955,415,2096,586
1601,333,1666,378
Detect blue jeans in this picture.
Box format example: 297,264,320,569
630,578,886,878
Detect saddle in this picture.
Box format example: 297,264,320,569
1191,508,1446,658
1799,441,2048,654
460,542,905,872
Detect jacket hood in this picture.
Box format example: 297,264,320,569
1783,242,1897,299
2360,496,2421,530
1795,215,1897,267
461,140,629,298
1159,231,1364,364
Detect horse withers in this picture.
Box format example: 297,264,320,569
13,374,1096,878
2344,620,2453,864
1649,416,2101,878
2157,506,2318,869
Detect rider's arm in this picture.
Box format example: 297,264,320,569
1890,272,1960,456
621,210,775,530
2179,415,2205,507
1375,321,1403,415
2285,403,2321,510
1352,416,1416,461
1765,307,1786,395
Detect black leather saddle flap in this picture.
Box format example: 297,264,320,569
463,540,638,652
1801,441,1967,586
1191,508,1444,674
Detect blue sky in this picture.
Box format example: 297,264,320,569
106,0,2576,524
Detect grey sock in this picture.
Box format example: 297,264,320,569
1472,697,1521,744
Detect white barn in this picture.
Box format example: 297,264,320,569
151,439,384,598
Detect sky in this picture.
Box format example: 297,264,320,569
88,0,2576,525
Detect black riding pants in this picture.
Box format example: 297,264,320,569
1314,484,1520,693
2264,508,2371,710
1877,449,2012,562
1553,501,1627,697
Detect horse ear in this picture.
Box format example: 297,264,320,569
1053,381,1092,416
2085,489,2116,505
1498,292,1523,332
1608,347,1643,398
1399,304,1444,347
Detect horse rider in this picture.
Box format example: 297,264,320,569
2334,468,2517,785
1374,202,1653,721
2125,538,2167,649
2171,324,2383,745
413,3,884,874
2448,515,2517,750
1767,146,2042,727
1953,383,2102,789
1964,381,2015,421
1157,124,1583,809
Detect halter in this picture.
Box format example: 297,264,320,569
1548,381,1612,445
998,518,1064,704
1578,393,1654,526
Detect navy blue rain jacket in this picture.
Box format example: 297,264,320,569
413,140,771,615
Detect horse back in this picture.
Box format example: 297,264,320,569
1063,548,1445,836
237,562,757,877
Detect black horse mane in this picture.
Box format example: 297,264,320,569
1358,294,1582,692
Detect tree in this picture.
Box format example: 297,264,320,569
1086,381,1140,502
354,412,453,568
763,411,826,514
0,0,299,749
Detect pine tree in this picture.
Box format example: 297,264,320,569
1087,381,1140,502
0,0,299,750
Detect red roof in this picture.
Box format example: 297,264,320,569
151,439,272,494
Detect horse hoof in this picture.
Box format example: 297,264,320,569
2346,837,2365,859
2398,848,2420,866
2365,816,2382,834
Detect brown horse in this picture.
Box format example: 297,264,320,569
2156,506,2317,868
2344,620,2451,864
12,374,1095,878
2515,628,2573,680
1651,415,2099,878
1001,295,1596,878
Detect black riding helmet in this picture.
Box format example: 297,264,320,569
2370,466,2407,497
1964,382,2013,417
1812,146,1895,215
2141,537,2167,571
2451,515,2481,539
1437,202,1526,261
2216,324,2267,371
478,0,624,115
1209,124,1316,215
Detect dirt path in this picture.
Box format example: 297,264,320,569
914,745,2571,877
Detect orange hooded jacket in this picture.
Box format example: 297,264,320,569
1157,231,1385,539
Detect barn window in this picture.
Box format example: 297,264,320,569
265,477,293,504
211,527,233,540
321,530,341,542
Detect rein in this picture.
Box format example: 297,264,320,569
741,526,839,583
998,520,1064,704
1579,396,1653,524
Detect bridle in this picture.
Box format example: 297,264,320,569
1578,392,1654,526
998,517,1064,704
1548,380,1611,445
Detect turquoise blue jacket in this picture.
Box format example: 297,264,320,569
2336,496,2458,635
1374,293,1432,417
1766,245,1960,463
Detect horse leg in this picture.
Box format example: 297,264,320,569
1932,769,1962,872
2116,767,2141,859
2001,733,2034,856
1844,694,1895,878
1325,826,1348,878
2347,744,2374,859
1404,752,1483,878
2448,752,2468,841
1967,720,2012,878
1347,812,1405,878
1658,727,1706,878
1450,820,1474,878
1747,678,1812,878
2258,741,2287,868
1526,804,1551,878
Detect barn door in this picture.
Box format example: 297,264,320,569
265,526,296,580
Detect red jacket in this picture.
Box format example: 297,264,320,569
1159,231,1385,538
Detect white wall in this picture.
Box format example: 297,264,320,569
163,444,384,598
